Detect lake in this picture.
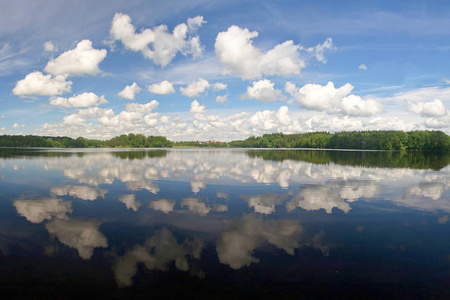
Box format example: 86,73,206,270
0,148,449,299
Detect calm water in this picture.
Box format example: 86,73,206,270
0,148,449,299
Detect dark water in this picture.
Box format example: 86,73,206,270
0,148,449,299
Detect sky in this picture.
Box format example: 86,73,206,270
2,0,450,141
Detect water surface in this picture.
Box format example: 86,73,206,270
1,148,449,298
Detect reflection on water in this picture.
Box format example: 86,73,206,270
1,148,449,298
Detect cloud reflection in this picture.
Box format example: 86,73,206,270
113,228,203,287
51,185,108,201
45,219,108,259
13,198,72,223
216,215,303,269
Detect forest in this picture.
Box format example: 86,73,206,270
229,130,450,151
0,134,172,148
0,130,449,151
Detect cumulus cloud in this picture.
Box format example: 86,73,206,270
13,198,72,223
215,25,332,79
285,81,384,116
119,194,142,212
110,13,205,66
118,82,141,100
212,82,227,91
46,219,108,259
51,185,108,201
241,79,287,102
148,80,175,94
180,78,210,97
43,41,57,52
44,40,107,76
189,100,206,114
50,92,108,108
113,228,203,287
13,71,72,96
125,100,159,113
149,199,175,214
216,94,228,104
242,192,287,214
216,215,303,269
359,64,367,70
404,99,446,117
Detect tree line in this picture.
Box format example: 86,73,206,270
229,130,450,151
0,134,172,148
1,130,449,151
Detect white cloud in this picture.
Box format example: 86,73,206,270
44,40,107,76
149,199,175,214
147,80,175,94
404,99,446,117
110,13,205,66
216,215,303,269
119,194,142,212
189,100,206,114
359,64,367,70
285,81,384,116
212,82,227,91
241,79,287,102
180,78,210,97
50,92,108,108
125,100,159,114
215,25,333,79
118,82,141,100
13,198,72,223
306,38,334,63
216,94,228,104
242,192,286,214
12,71,72,96
113,228,203,287
46,219,108,260
43,41,57,52
181,197,210,216
51,185,107,201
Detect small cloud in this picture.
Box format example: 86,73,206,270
148,80,175,95
189,100,206,114
444,79,450,84
359,64,367,70
13,71,72,96
212,82,227,91
50,92,108,108
438,215,449,224
43,41,57,52
180,78,209,98
12,123,25,128
216,94,228,104
118,82,141,100
241,79,287,102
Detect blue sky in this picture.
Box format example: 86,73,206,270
2,0,450,141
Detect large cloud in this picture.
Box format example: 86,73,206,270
44,40,107,76
110,13,205,66
215,25,333,79
51,185,108,201
13,71,72,96
118,82,141,100
13,198,72,223
285,81,384,116
216,215,303,269
241,79,287,102
180,78,210,97
50,92,108,108
113,228,203,286
45,219,108,260
404,99,446,117
148,80,175,94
